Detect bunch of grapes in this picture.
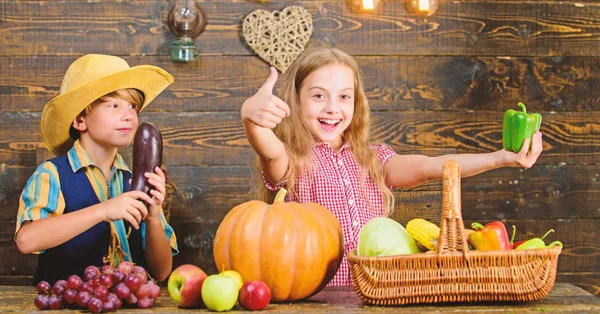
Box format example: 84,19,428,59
33,262,161,313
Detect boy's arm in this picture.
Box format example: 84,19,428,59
386,132,543,188
143,212,173,282
17,191,150,254
16,205,105,254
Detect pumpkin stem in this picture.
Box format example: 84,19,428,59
274,188,288,203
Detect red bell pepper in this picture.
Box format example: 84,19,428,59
468,221,512,251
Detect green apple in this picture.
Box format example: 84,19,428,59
201,273,239,312
221,270,243,290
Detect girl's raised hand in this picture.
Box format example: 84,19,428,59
241,66,290,129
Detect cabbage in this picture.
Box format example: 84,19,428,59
357,217,420,257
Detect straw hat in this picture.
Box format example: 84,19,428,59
41,54,174,156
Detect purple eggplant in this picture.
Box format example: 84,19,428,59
130,122,163,196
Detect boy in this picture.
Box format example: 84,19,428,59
15,54,178,284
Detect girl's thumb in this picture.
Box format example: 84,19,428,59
260,66,279,93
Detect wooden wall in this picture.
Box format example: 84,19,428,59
0,0,599,295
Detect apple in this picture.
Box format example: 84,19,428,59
168,264,207,308
201,273,240,312
238,281,271,311
221,270,243,290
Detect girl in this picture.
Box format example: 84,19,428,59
240,48,543,286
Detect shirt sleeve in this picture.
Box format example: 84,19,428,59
15,161,66,254
370,143,397,166
141,209,179,256
262,171,286,192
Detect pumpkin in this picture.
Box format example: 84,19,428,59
213,188,344,301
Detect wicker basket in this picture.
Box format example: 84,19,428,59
347,160,561,305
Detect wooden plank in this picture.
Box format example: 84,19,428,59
0,272,597,298
1,110,597,167
2,219,597,276
0,273,595,296
2,56,599,113
3,163,600,222
0,284,597,312
557,272,600,297
1,1,599,57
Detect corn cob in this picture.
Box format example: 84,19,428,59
406,218,440,251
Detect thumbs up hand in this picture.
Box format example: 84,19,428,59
241,67,291,129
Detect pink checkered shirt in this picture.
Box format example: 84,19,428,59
264,142,397,286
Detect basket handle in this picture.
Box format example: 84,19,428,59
436,160,470,255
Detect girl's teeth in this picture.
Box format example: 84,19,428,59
319,119,339,125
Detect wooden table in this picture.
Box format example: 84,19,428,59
1,283,598,313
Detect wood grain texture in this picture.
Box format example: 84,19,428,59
1,1,599,56
1,110,597,167
1,0,598,290
1,56,599,113
0,284,597,312
2,218,597,276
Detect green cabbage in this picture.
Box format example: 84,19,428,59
357,217,420,257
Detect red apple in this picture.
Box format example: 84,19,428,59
168,264,207,308
238,280,271,311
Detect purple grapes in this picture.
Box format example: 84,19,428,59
32,264,157,311
36,281,51,295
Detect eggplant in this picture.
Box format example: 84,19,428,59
130,122,163,196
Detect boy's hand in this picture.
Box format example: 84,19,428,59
100,191,151,229
502,131,544,168
143,166,167,220
241,67,290,129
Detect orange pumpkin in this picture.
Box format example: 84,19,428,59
213,188,344,301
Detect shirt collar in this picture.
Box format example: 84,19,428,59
314,141,350,153
66,140,131,173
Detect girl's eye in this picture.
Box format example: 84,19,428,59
313,94,325,99
110,103,118,108
341,95,352,100
129,104,136,109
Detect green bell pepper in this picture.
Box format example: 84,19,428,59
515,229,563,250
502,102,542,152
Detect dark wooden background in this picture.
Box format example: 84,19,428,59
0,0,598,295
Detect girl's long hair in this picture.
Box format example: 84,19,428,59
252,48,394,216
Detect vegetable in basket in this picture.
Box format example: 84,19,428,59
515,229,563,250
407,219,476,251
357,217,420,257
502,102,542,152
406,219,440,251
468,221,512,251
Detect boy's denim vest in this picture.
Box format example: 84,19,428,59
33,154,147,284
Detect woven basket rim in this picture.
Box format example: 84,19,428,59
347,245,562,261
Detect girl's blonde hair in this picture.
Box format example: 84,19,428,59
253,48,395,216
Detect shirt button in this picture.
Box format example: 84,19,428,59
348,199,354,206
345,179,351,185
352,220,359,227
338,159,343,165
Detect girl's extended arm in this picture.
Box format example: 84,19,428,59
386,132,543,188
241,67,290,185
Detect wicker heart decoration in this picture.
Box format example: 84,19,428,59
243,6,313,73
